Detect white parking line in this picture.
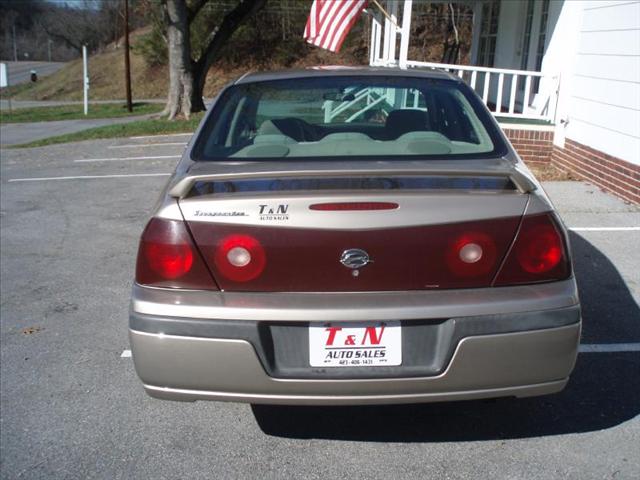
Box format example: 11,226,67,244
570,227,640,232
8,173,171,182
74,155,181,163
108,142,187,149
121,349,132,358
129,133,193,140
579,343,640,353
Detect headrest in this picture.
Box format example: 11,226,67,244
258,120,282,135
385,109,430,139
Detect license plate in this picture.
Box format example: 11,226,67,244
309,322,401,367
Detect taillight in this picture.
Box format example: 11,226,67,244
136,218,217,289
184,216,521,291
446,231,497,277
516,225,563,273
145,242,192,279
214,234,266,282
494,213,570,286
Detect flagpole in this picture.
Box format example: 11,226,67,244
370,0,399,28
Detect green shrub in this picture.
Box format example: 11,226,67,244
134,27,167,67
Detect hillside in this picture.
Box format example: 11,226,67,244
3,5,472,103
4,28,166,101
2,26,371,102
3,49,357,103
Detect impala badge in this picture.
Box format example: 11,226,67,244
340,249,370,269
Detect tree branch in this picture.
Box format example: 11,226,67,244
40,23,82,53
187,0,208,22
193,0,267,80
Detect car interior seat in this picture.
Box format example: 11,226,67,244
384,109,430,140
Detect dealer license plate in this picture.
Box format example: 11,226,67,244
309,322,401,367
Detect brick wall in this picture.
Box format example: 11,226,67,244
503,128,554,165
551,139,640,204
500,125,639,204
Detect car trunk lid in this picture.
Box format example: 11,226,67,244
175,161,532,292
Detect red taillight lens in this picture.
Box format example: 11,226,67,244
494,213,570,286
136,218,217,289
145,242,193,279
516,224,563,273
214,234,266,282
446,232,497,277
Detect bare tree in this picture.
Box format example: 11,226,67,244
162,0,266,119
0,0,139,61
39,0,114,54
163,0,194,119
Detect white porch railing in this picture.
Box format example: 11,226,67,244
402,60,560,122
368,0,560,123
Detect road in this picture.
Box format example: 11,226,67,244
0,136,639,479
1,61,66,86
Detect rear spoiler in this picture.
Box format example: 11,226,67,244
168,167,536,199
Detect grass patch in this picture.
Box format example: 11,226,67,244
13,113,203,148
0,102,163,123
0,82,34,98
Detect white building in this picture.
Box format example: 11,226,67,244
369,0,640,203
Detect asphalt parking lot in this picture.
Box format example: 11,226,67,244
1,135,639,479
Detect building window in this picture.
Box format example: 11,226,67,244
477,0,500,67
520,0,535,70
533,0,550,90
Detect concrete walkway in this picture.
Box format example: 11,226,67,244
0,114,154,146
0,99,165,111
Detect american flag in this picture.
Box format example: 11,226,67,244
303,0,369,53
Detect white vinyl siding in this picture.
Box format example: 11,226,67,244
571,77,640,112
577,30,640,56
565,0,640,165
573,55,640,83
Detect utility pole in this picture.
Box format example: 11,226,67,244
124,0,133,112
12,22,17,62
83,45,89,115
48,39,52,62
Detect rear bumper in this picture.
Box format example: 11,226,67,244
131,325,580,405
129,280,581,405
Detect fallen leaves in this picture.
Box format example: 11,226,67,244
21,326,43,335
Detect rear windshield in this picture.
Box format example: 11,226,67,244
192,75,507,161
